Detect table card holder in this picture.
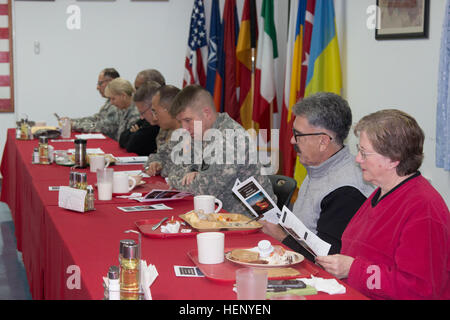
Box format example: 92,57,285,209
58,186,95,213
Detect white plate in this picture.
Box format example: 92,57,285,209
225,248,304,268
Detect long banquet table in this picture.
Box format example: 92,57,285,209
0,128,368,300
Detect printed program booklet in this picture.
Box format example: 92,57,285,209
136,189,193,202
231,176,281,224
232,176,331,257
279,206,331,257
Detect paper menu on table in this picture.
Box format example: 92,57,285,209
75,133,107,140
232,176,280,224
279,206,331,258
67,148,105,155
115,156,148,165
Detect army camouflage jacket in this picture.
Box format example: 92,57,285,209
145,129,182,177
71,99,123,140
116,103,141,141
167,113,277,216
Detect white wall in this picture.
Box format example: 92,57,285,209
1,0,448,205
338,0,450,205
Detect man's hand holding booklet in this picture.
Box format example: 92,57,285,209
232,177,331,258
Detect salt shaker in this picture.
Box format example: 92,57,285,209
108,266,120,300
86,186,95,211
33,148,39,164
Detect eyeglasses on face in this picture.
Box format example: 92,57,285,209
292,128,333,143
356,144,378,160
140,106,152,117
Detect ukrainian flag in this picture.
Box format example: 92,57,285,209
294,0,342,183
304,0,342,97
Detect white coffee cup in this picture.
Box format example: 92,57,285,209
194,195,223,214
90,155,111,173
113,172,137,194
197,232,225,264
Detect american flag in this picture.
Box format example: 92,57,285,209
0,0,13,112
183,0,207,88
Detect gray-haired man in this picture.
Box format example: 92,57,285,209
262,92,374,261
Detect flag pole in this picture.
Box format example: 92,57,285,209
251,48,256,130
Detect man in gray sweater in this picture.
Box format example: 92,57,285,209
262,92,374,261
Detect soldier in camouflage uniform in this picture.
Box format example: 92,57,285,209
144,85,182,176
70,68,122,139
166,85,277,216
104,78,141,141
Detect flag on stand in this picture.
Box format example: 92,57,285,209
253,0,278,137
222,0,240,119
280,0,304,177
205,0,221,97
237,0,258,130
294,0,342,183
183,0,208,88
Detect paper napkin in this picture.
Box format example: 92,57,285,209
299,275,346,295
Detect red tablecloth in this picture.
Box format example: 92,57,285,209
0,128,368,300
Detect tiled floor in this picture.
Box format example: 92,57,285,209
0,200,32,300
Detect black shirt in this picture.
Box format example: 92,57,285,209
119,119,160,156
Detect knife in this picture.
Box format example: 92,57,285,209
152,217,169,231
246,215,264,225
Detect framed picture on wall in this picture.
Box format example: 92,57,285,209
375,0,430,40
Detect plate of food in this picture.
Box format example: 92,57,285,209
179,211,263,231
225,246,304,268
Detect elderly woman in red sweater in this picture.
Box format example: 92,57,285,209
316,109,449,300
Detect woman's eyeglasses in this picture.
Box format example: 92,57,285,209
356,144,378,160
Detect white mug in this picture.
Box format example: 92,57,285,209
113,172,137,194
90,155,111,173
197,232,225,264
194,195,223,214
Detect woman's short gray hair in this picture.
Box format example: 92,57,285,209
293,92,352,145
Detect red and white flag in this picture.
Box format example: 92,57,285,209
253,0,278,136
183,0,208,88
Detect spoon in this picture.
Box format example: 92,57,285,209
138,165,149,177
152,217,169,231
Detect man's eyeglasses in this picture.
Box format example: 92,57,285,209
97,78,111,86
356,144,378,160
292,128,333,143
140,106,152,117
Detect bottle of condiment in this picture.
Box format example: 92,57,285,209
120,243,140,300
69,171,76,188
119,239,136,265
79,173,88,190
20,119,28,139
38,136,49,164
33,147,39,164
86,186,95,211
108,266,120,300
16,122,21,139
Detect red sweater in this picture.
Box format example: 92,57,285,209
341,174,450,300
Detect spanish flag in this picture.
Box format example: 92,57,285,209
236,0,258,130
280,0,306,177
294,0,342,183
